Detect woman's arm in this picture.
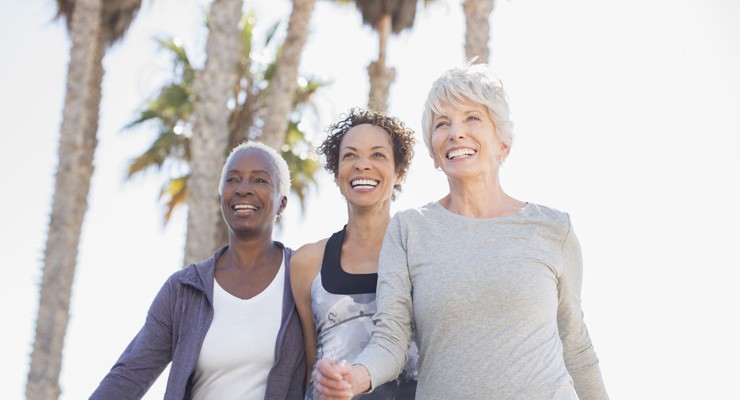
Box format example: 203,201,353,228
352,215,414,389
290,241,324,387
89,276,177,399
558,217,609,400
315,216,415,398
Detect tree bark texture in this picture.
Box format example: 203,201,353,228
367,13,395,114
184,0,243,265
463,0,494,63
259,0,315,151
26,0,104,398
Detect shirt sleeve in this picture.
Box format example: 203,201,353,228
353,215,414,389
558,216,610,400
89,277,176,400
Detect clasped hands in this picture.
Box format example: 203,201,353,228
312,358,371,400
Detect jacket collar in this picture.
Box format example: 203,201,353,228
177,246,226,305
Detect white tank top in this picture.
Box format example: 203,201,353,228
191,259,285,400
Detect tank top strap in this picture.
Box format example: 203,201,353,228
320,225,378,295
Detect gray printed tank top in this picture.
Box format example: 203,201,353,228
305,226,418,399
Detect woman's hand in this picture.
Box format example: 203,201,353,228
313,358,371,400
313,358,352,399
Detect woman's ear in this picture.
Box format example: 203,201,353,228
394,168,404,187
278,195,287,215
501,143,511,159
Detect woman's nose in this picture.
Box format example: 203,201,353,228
354,156,371,170
448,123,464,140
235,181,252,195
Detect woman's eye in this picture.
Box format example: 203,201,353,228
225,177,238,183
255,177,269,184
372,152,386,158
466,115,481,122
342,153,357,159
434,121,449,129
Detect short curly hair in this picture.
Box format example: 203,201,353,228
318,108,416,200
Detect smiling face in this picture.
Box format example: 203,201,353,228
336,124,400,209
430,98,510,181
220,148,286,238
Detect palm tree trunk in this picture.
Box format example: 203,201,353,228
26,0,104,398
367,12,395,113
184,0,243,265
259,0,316,151
463,0,494,63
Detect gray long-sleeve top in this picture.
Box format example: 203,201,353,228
353,202,608,400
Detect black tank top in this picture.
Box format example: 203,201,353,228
320,225,378,295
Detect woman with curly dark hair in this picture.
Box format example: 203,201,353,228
314,64,609,400
291,108,418,399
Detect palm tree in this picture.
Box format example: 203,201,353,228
463,0,494,63
125,14,325,264
348,0,424,113
26,0,141,399
259,0,316,151
185,0,244,265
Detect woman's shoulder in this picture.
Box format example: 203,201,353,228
165,263,206,289
523,202,573,233
145,264,206,304
294,238,328,261
393,200,441,220
525,202,569,218
290,238,328,280
165,249,221,290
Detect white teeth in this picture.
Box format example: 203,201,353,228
351,179,378,188
447,148,476,159
233,204,257,211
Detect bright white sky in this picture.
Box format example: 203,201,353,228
2,0,739,399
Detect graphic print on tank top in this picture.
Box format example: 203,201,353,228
307,226,418,399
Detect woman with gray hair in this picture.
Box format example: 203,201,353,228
91,141,305,399
312,63,609,400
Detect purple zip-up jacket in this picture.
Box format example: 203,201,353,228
90,243,306,400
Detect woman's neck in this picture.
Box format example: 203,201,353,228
223,234,278,271
346,214,390,244
340,204,391,274
442,175,523,218
345,200,392,241
216,235,282,300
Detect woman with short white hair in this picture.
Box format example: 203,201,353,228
91,141,305,400
312,63,609,400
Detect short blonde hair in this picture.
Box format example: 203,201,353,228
421,62,514,154
219,141,291,199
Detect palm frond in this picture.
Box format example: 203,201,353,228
126,128,189,177
124,11,328,224
264,20,281,47
161,175,190,223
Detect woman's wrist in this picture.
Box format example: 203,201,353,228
351,364,371,395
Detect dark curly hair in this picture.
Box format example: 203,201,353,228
318,108,416,200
